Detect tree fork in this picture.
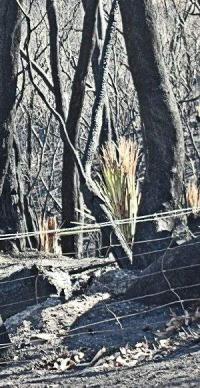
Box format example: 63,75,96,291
21,0,132,268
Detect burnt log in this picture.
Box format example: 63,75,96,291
0,252,116,319
125,237,200,305
0,262,71,320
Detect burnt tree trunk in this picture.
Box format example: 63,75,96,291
119,0,186,268
82,0,132,267
82,0,118,146
93,2,118,256
27,0,132,268
0,0,36,251
47,0,99,257
82,0,118,257
0,0,20,194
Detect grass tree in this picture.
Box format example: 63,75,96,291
97,138,140,246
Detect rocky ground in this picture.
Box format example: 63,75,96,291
0,253,200,387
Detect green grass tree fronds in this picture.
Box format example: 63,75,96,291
97,138,141,245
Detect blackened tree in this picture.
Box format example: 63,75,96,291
119,0,186,267
0,0,37,251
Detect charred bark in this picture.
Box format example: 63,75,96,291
83,0,118,175
0,0,36,251
47,0,99,257
0,0,20,194
82,0,118,146
119,0,186,268
0,139,36,251
82,0,118,257
82,0,132,267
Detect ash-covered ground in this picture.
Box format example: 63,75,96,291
1,257,200,387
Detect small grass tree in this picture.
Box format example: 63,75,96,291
186,179,200,216
39,216,60,254
97,138,140,245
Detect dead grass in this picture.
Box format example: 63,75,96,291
186,179,200,215
39,216,61,254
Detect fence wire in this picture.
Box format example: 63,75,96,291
0,205,199,241
1,241,200,289
0,207,200,371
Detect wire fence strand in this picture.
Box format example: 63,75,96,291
1,206,200,371
0,206,199,241
1,246,200,289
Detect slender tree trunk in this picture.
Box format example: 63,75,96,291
0,0,35,251
47,0,99,257
82,0,118,145
92,1,119,255
62,0,99,257
82,0,132,267
82,0,118,257
119,0,186,268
